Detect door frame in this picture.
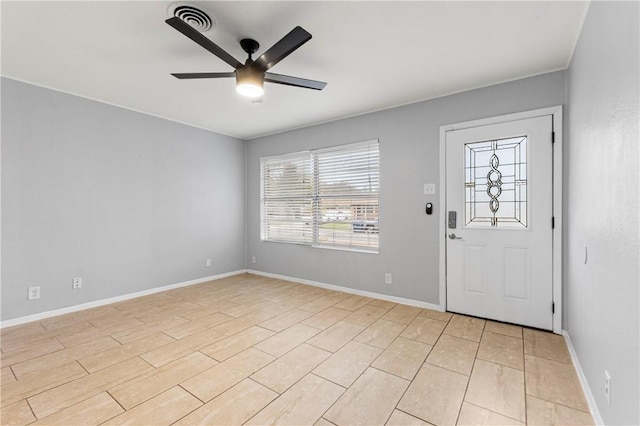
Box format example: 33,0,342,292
438,106,563,334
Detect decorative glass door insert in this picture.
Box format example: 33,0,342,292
465,136,527,228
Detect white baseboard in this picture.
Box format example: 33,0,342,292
563,330,604,425
1,269,442,329
0,270,248,329
247,269,443,311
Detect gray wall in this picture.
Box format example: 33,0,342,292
1,78,246,321
565,2,639,425
246,71,566,305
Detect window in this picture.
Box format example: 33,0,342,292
261,140,379,252
465,136,527,228
260,153,314,245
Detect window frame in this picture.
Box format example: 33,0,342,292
260,140,380,254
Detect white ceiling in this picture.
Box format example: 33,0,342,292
1,1,589,139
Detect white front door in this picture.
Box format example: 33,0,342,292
445,115,554,330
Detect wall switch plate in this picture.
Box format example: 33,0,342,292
72,278,82,289
206,258,212,268
28,286,41,300
385,273,392,285
604,370,611,405
424,183,436,195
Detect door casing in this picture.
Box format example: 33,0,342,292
438,106,563,334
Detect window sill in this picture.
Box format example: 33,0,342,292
260,239,379,255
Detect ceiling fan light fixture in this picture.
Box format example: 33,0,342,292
237,84,263,98
236,68,264,98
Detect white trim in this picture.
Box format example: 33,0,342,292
1,76,240,140
260,150,309,163
551,108,563,334
247,269,442,311
439,106,563,333
439,124,448,311
258,140,380,162
1,269,443,329
244,69,568,141
563,330,604,425
0,270,247,329
311,139,379,154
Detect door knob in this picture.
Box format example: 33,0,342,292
448,233,462,240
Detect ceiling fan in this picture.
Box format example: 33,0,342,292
166,16,327,98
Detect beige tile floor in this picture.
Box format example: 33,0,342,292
1,273,595,425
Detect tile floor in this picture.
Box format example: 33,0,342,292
1,273,595,425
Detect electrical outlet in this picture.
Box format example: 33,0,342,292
28,286,40,300
251,256,256,264
385,273,392,285
206,258,212,268
72,277,82,289
604,370,611,405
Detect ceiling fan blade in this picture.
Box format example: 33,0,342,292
166,17,242,69
253,26,312,72
264,72,327,90
171,72,236,79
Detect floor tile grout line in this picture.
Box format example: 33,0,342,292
393,407,432,424
453,319,485,426
423,359,474,378
523,351,575,365
482,328,524,340
368,364,413,383
7,365,18,382
525,351,579,365
247,345,280,366
255,336,377,394
164,386,203,426
464,400,527,424
525,393,594,415
33,386,118,422
319,417,337,426
309,339,382,386
9,335,127,379
367,363,418,425
195,349,220,366
2,340,69,368
309,371,348,423
106,354,224,412
105,388,129,419
246,375,283,396
24,391,38,422
473,357,525,372
2,359,89,409
177,383,208,405
371,335,430,382
77,359,91,376
371,314,453,423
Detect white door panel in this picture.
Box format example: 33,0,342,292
446,115,553,330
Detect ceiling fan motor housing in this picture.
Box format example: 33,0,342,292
240,39,260,58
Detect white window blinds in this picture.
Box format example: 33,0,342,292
260,140,379,252
260,153,314,245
